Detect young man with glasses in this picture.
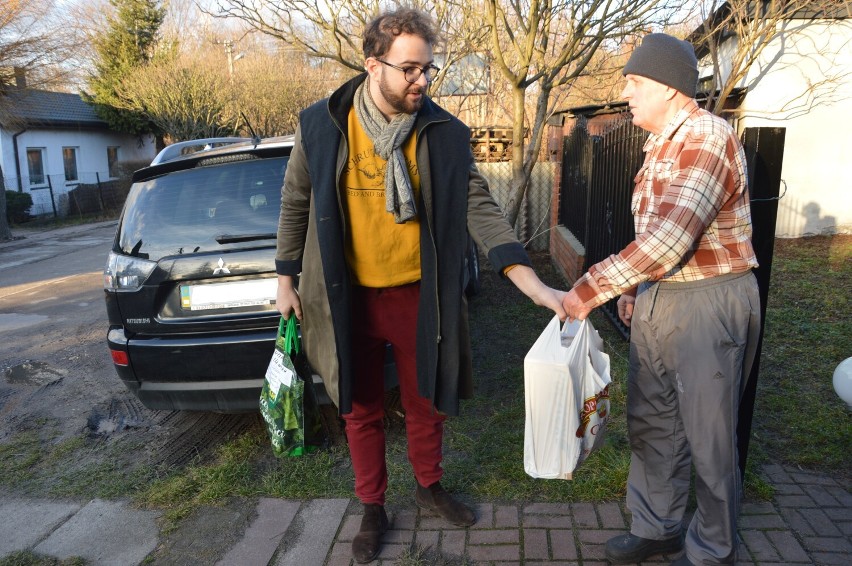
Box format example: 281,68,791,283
275,7,567,563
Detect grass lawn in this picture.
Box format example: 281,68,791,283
1,231,847,524
133,234,851,521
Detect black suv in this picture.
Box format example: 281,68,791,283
104,137,294,411
104,136,481,413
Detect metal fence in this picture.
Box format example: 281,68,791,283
558,111,784,340
479,161,555,252
558,112,645,333
557,111,786,478
4,170,133,219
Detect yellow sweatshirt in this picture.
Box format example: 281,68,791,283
342,107,422,287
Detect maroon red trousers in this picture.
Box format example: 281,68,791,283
343,283,446,505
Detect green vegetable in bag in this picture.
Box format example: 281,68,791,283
260,316,324,457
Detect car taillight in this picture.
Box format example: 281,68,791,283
111,350,130,366
104,251,157,291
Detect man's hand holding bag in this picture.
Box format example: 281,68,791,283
523,315,612,480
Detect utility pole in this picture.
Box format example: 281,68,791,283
224,40,235,83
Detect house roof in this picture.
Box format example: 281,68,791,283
0,88,108,129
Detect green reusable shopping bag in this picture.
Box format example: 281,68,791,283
260,316,324,457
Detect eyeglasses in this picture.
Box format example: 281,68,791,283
375,59,440,84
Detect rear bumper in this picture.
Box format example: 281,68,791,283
129,378,266,412
108,326,289,412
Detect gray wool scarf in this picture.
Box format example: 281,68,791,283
353,79,417,223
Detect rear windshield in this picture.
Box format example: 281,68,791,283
119,156,288,259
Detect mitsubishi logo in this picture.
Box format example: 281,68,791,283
213,257,231,275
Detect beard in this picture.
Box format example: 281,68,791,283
377,74,425,115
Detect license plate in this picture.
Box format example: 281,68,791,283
180,278,277,311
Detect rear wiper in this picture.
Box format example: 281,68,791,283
215,233,276,244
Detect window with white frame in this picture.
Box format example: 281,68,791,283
107,146,120,178
63,147,79,182
26,148,46,186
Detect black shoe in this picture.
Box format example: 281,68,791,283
670,555,694,565
415,481,476,526
352,504,389,564
605,533,683,564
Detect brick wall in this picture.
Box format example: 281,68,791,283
546,119,585,285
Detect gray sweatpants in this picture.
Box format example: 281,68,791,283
625,271,761,564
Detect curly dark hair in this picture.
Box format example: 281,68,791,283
363,8,438,59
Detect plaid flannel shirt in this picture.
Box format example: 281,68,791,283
573,100,758,308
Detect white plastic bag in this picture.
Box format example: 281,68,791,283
523,315,611,480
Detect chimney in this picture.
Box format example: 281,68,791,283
14,67,26,89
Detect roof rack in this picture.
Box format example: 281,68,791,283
149,137,254,166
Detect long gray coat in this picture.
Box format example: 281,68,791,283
276,74,529,416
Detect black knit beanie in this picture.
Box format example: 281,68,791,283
623,33,698,97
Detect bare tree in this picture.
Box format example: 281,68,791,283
116,54,239,143
116,45,336,143
207,0,487,106
229,50,337,137
211,1,679,228
0,0,77,93
0,0,78,239
693,0,852,117
479,0,681,226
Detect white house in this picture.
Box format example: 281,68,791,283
0,81,156,217
697,7,852,237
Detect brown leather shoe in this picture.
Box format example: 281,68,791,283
415,481,476,527
352,504,389,564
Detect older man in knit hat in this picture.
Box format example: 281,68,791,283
562,33,761,565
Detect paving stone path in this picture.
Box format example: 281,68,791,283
322,464,850,565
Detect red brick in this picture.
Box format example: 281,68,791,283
522,528,549,560
811,552,851,565
376,543,406,560
765,530,810,562
790,472,840,487
392,508,417,530
741,502,776,515
774,495,817,508
738,514,786,529
740,530,780,561
798,508,842,536
597,501,626,529
578,542,608,560
779,508,815,536
414,529,439,551
383,529,414,544
802,484,842,506
826,486,852,506
772,483,804,495
326,541,353,566
550,529,579,560
523,502,570,515
471,503,494,529
523,515,573,528
578,529,622,545
802,536,852,552
466,544,520,561
469,529,519,545
495,505,519,528
337,515,360,541
761,464,793,484
573,502,598,527
440,529,467,557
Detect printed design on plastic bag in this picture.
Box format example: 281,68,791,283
576,384,610,439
